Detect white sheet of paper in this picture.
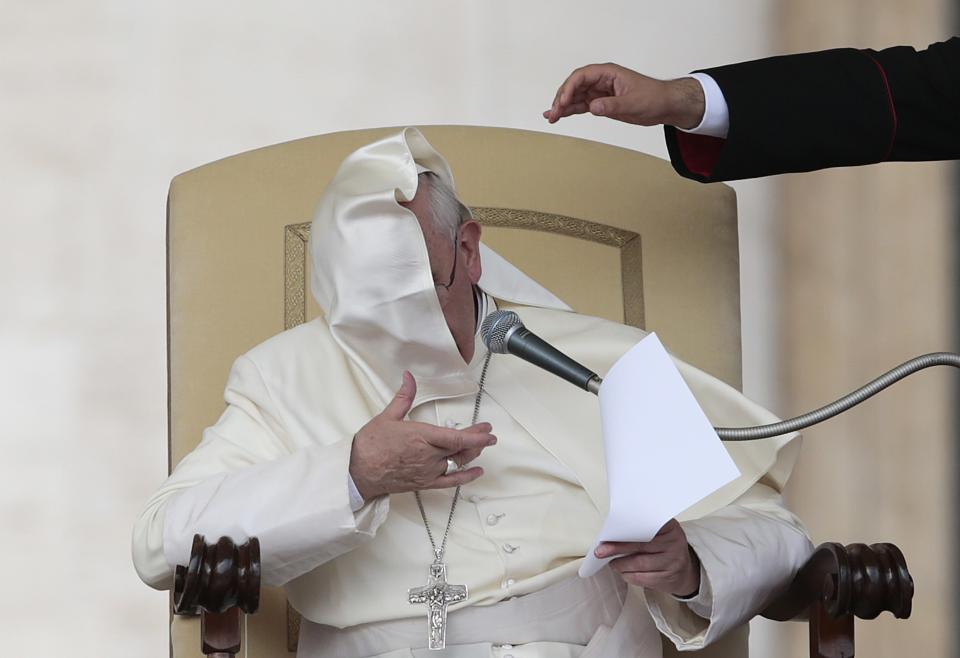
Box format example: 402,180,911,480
579,333,741,578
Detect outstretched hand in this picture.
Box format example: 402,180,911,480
596,518,701,597
543,63,705,130
349,371,497,500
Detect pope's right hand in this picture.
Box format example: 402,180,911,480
349,371,497,501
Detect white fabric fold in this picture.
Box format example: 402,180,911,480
309,126,568,410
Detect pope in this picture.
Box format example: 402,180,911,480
133,127,813,657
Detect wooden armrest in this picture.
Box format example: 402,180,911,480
172,536,914,658
174,535,261,658
761,542,913,658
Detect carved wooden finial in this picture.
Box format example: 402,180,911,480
174,534,261,616
763,541,913,622
820,542,913,620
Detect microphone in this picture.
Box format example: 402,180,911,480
480,310,603,394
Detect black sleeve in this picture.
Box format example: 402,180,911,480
664,37,960,183
880,38,960,161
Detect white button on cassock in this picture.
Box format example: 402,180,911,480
486,513,504,526
502,543,518,554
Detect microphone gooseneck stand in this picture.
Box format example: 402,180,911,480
480,309,960,442
623,352,959,441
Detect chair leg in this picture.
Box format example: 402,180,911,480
810,601,855,658
201,608,241,658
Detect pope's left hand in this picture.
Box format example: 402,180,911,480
595,519,701,597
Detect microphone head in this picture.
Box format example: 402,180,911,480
481,310,522,354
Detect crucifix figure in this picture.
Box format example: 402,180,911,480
407,559,468,650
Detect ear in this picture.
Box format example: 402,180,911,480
459,220,483,284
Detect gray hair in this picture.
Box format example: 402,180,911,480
418,171,472,242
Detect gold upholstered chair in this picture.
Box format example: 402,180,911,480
165,126,910,658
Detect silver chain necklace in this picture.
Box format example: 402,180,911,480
407,350,492,650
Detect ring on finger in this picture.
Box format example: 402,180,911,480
444,457,460,475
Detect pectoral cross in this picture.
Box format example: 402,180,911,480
407,559,468,650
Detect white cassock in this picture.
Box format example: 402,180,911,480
132,128,813,658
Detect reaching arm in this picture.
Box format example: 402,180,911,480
546,38,959,183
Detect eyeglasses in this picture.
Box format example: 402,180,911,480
433,232,460,293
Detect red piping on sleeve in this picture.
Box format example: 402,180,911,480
866,53,898,160
675,132,726,179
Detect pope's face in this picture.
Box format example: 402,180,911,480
402,188,483,364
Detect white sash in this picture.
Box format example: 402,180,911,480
297,567,661,658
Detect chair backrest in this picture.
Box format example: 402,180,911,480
167,125,742,657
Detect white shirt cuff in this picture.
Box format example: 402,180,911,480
347,473,366,512
679,73,729,139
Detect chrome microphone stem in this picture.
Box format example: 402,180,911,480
482,310,960,442
583,353,960,440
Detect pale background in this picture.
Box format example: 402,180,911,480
0,1,953,657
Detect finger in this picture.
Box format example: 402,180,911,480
545,105,584,123
426,466,485,489
381,371,417,421
557,65,612,107
584,87,610,103
545,101,591,122
546,88,592,122
437,450,482,475
619,570,672,589
413,422,492,436
568,85,608,105
595,541,664,559
588,95,629,118
461,422,493,434
426,428,497,454
610,552,671,574
547,65,610,121
550,85,563,114
545,96,571,123
448,446,484,467
658,519,682,535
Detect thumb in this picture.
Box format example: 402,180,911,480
589,96,626,118
382,371,417,420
